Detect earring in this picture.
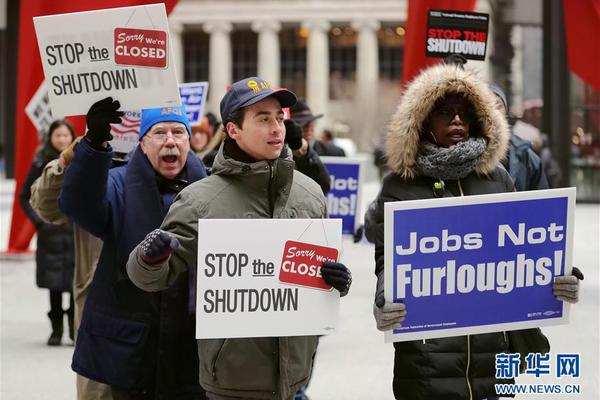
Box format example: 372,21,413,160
429,131,438,144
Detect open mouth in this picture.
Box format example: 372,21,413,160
267,139,283,146
161,155,178,164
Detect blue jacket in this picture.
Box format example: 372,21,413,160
505,134,549,191
59,139,207,397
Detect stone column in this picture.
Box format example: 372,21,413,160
169,22,185,84
203,21,233,115
251,20,281,86
352,19,380,150
303,19,330,126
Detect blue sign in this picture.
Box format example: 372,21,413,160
321,157,364,235
384,189,575,342
179,82,209,124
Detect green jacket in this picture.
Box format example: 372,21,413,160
127,142,327,399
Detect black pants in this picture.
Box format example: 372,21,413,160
49,290,73,316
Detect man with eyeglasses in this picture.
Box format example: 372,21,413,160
59,97,208,400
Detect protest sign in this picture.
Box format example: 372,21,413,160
33,4,181,117
25,81,53,138
384,188,575,343
196,219,342,339
108,109,141,153
179,82,209,125
320,156,365,235
426,9,489,61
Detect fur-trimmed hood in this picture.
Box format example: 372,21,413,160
386,64,510,178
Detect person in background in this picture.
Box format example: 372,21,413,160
19,119,76,346
488,84,549,191
190,116,212,158
30,136,113,399
319,129,346,157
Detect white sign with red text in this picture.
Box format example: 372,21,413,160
33,4,181,118
196,219,343,339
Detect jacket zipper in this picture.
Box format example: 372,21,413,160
268,162,275,216
212,339,227,379
458,180,472,399
466,335,473,400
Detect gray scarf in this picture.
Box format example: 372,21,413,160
415,137,487,180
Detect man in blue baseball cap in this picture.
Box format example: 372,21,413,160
127,77,352,399
59,97,207,399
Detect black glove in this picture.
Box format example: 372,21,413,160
353,225,364,243
140,229,179,265
321,261,352,297
284,119,303,150
85,97,124,146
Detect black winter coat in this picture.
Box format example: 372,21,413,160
20,147,74,292
366,169,516,400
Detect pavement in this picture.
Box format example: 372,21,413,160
0,178,598,399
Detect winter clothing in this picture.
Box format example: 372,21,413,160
415,137,487,180
30,157,113,399
312,140,346,157
20,145,75,293
140,106,192,139
365,64,523,400
126,139,327,400
85,97,124,145
503,134,549,191
59,139,207,398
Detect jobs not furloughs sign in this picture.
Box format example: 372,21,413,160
33,4,181,117
321,156,365,236
426,9,490,61
384,189,576,343
196,219,342,339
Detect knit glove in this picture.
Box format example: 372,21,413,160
321,261,352,297
140,229,179,265
553,266,584,304
85,97,124,147
284,119,303,150
373,271,407,331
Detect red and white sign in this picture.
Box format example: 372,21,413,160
279,240,338,290
196,219,343,339
114,28,168,68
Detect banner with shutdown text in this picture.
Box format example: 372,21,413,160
426,9,489,61
33,4,181,117
384,188,575,343
196,219,343,339
320,156,365,236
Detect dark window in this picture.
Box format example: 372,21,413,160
378,25,404,81
329,26,357,99
183,30,209,82
232,29,258,81
280,27,307,97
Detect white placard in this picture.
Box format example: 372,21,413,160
33,4,181,118
25,81,53,137
196,219,343,339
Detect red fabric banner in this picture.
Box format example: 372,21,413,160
6,0,179,253
563,0,600,92
401,0,477,84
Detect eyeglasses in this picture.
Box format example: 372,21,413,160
432,107,476,125
147,130,189,144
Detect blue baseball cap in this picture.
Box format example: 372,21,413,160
139,105,191,140
220,77,297,122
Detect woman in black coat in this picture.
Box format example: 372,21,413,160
20,119,76,346
365,64,581,400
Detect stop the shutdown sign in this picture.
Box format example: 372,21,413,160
114,28,168,68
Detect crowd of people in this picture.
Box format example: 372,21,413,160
20,64,582,400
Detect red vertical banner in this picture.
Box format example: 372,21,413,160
563,0,600,92
401,0,476,84
6,0,179,253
